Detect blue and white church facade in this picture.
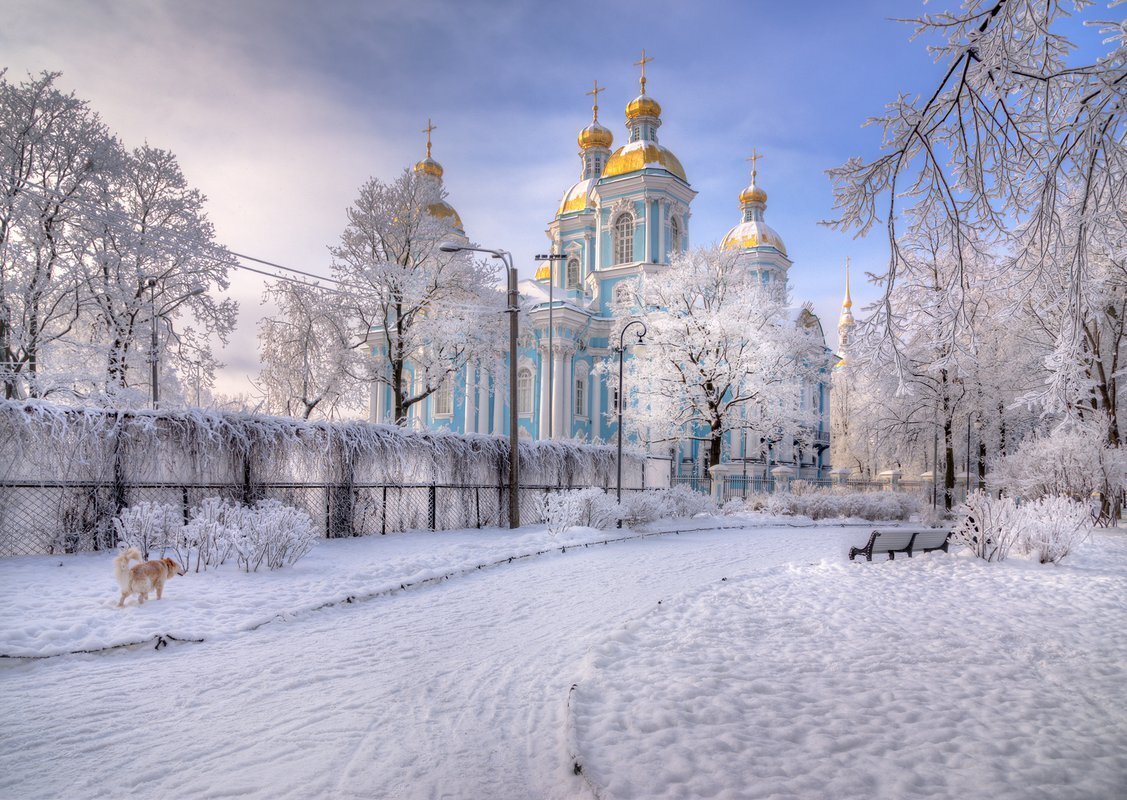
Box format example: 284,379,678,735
369,71,833,480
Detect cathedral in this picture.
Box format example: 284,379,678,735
369,58,834,481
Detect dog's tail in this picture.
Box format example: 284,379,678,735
113,547,142,588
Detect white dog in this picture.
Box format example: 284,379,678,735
114,548,182,607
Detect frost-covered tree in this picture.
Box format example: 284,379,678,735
0,70,114,399
617,245,825,469
330,169,506,425
254,280,360,419
0,70,236,405
828,0,1126,427
82,144,237,403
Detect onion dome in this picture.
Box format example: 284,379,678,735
625,93,662,120
722,152,785,254
603,141,687,181
600,51,687,183
578,120,613,150
557,177,596,215
414,119,464,234
534,264,552,281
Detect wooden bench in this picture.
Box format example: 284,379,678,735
848,528,951,561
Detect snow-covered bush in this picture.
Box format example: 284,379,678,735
113,502,182,560
179,497,247,572
750,489,918,521
229,500,317,572
991,425,1125,502
540,488,620,535
954,491,1025,562
658,485,717,519
619,491,665,526
1016,496,1092,564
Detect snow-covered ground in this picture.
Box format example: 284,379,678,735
1,515,1124,799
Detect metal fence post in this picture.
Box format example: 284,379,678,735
428,484,437,530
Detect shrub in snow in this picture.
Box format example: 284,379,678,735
991,425,1125,502
179,497,248,572
540,488,619,535
228,500,317,572
954,491,1025,562
1016,496,1092,564
658,485,717,519
113,502,182,560
619,491,665,526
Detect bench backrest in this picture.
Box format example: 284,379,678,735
912,529,950,550
871,530,918,552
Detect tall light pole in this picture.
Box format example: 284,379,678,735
440,242,521,528
145,278,205,410
534,252,565,439
614,319,647,506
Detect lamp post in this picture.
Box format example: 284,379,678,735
145,278,205,410
534,252,566,439
614,319,647,506
439,242,521,528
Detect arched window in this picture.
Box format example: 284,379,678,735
669,216,682,256
517,368,533,415
566,258,580,289
614,214,634,265
433,380,453,417
574,371,587,418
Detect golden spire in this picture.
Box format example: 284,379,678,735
422,119,436,159
634,48,654,94
586,79,604,123
844,257,853,310
747,148,761,182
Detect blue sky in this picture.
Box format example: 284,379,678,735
4,0,1102,397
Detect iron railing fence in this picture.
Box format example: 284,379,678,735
0,480,660,558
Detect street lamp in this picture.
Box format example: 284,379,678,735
614,319,647,507
534,252,566,439
145,278,205,410
439,242,521,528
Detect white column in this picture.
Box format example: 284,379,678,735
562,352,574,436
492,369,503,434
538,348,551,439
643,196,652,263
657,201,666,263
463,363,477,434
476,369,489,434
590,365,602,440
552,351,566,439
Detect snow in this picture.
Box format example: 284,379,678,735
1,515,1124,799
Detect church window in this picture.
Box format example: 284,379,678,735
517,368,533,415
566,258,580,289
613,214,634,264
670,216,682,256
575,374,586,418
434,380,453,417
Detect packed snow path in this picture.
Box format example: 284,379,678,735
2,523,1124,799
0,526,830,799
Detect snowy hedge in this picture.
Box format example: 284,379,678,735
539,486,717,534
114,498,317,572
990,425,1125,502
724,489,919,521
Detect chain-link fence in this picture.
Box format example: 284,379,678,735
0,479,666,557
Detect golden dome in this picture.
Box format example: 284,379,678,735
602,141,686,181
427,200,463,232
578,121,613,150
414,157,443,179
721,219,787,255
534,264,551,281
625,93,662,120
739,183,767,204
557,178,595,216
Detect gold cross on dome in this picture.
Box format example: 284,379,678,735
746,148,763,179
422,119,437,158
634,49,654,93
585,80,605,122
